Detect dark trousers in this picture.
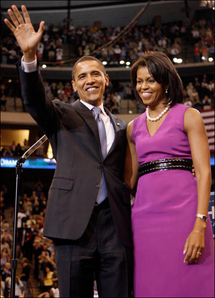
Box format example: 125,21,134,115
53,199,133,298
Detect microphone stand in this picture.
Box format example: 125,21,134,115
11,134,48,298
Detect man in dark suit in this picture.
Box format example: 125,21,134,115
4,5,133,297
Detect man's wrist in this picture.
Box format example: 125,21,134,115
23,49,37,62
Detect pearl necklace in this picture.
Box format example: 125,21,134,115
146,103,171,122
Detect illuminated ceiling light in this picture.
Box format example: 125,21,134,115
119,60,125,65
42,64,47,68
200,0,215,8
126,61,131,66
200,0,207,6
201,56,206,60
102,61,107,65
208,57,214,62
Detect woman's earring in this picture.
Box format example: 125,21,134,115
165,89,168,94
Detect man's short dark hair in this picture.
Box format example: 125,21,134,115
71,56,106,80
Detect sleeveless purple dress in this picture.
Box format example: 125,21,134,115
132,104,214,297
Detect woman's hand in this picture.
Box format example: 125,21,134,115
183,219,206,263
4,5,45,61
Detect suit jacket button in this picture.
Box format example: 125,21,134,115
95,183,100,188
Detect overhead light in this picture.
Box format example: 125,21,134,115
126,61,131,66
199,0,215,8
102,61,107,65
119,60,125,65
42,64,47,68
208,57,213,62
201,56,206,61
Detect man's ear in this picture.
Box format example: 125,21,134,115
71,80,77,92
105,74,109,87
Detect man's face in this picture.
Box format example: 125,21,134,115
72,60,109,106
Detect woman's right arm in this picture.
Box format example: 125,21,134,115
124,120,139,193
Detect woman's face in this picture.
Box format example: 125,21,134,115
136,66,166,107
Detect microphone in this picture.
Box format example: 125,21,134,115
18,134,48,164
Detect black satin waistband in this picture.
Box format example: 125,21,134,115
138,158,193,177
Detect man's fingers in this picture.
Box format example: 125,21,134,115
7,8,19,28
11,5,24,25
21,5,32,24
4,18,15,33
38,21,45,35
6,5,31,30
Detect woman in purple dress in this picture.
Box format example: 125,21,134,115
124,52,214,297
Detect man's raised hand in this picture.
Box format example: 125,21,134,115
4,5,45,62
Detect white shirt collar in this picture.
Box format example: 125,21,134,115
80,100,106,115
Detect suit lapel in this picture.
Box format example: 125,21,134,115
73,100,101,148
104,107,123,156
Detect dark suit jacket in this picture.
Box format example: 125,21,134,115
17,61,132,247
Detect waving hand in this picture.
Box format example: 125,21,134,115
4,5,45,62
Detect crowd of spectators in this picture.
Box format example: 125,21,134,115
0,180,61,297
1,12,214,66
0,138,46,159
182,74,214,110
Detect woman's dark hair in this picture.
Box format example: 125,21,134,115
130,51,184,106
72,56,106,80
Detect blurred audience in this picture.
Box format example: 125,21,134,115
0,185,59,298
1,13,214,67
